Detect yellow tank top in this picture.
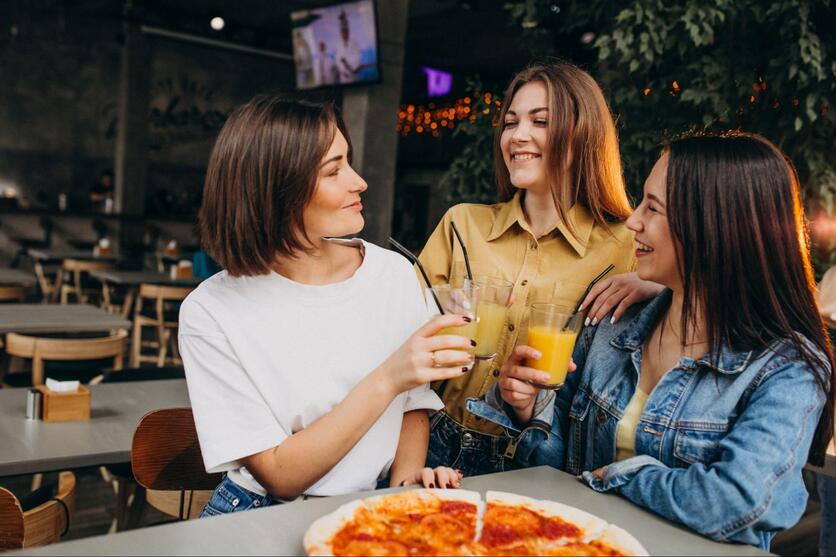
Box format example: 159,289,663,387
615,388,649,461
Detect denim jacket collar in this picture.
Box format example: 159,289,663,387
610,289,754,375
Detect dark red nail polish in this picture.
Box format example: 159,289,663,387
462,367,469,373
470,340,477,347
462,316,472,322
429,483,435,488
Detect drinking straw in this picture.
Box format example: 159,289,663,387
388,237,445,315
450,221,473,281
570,264,616,317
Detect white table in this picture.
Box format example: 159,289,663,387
11,466,769,556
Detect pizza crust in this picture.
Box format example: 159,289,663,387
303,498,365,556
595,524,649,557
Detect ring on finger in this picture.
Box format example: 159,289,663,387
430,351,437,367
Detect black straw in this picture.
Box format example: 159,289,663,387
388,237,445,315
450,221,473,281
570,264,615,316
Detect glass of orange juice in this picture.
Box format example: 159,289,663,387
526,303,583,389
470,276,513,360
430,282,480,370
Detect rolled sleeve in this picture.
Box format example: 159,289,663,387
404,384,444,413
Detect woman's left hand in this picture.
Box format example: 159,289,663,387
398,467,463,489
579,272,664,326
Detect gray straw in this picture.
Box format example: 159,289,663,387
450,221,473,281
570,264,615,316
388,237,445,315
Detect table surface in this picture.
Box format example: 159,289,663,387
0,269,37,286
90,269,202,287
12,466,769,556
0,304,132,334
26,248,118,263
0,380,190,477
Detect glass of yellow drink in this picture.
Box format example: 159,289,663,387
470,276,513,360
430,282,480,370
526,303,583,389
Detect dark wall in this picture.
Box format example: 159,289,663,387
0,1,296,216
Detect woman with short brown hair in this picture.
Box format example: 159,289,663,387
180,95,471,515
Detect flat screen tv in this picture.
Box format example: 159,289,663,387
290,0,381,90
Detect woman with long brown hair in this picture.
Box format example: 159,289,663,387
180,95,472,516
475,132,834,549
419,61,663,476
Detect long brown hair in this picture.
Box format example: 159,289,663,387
494,61,633,237
667,132,834,466
199,95,350,276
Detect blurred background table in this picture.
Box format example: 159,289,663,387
0,304,130,334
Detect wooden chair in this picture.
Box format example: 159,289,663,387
130,408,221,523
58,259,114,305
0,472,75,551
4,330,127,386
0,285,27,303
131,284,193,367
32,262,58,303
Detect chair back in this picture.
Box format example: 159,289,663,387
0,472,75,550
61,259,113,273
5,330,128,385
0,285,26,302
132,408,221,492
60,259,114,304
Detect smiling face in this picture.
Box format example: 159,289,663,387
302,128,368,241
626,153,681,290
499,81,552,196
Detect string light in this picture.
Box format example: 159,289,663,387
396,92,502,137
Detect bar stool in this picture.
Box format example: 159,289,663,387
58,259,114,305
131,284,193,367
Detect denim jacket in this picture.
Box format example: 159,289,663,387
467,290,829,549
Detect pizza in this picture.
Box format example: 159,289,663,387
303,489,648,556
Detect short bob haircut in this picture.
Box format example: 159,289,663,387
199,94,350,276
494,61,633,238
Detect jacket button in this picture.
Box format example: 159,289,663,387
253,500,260,507
231,498,240,507
462,432,473,442
508,324,515,332
596,411,607,424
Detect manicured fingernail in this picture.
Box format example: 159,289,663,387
462,367,469,373
578,303,584,311
610,316,616,324
584,317,590,326
429,483,435,488
462,316,472,322
470,339,477,347
538,373,551,383
591,317,598,326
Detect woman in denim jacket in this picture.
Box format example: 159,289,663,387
468,132,835,549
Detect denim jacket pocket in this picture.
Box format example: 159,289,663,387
673,423,728,466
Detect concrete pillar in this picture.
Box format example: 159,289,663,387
341,0,409,247
114,7,153,257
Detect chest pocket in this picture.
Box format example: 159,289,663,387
673,425,729,466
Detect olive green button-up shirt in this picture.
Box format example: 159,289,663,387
418,191,636,433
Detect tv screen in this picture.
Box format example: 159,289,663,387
290,0,380,90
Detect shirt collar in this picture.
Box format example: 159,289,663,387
610,289,753,375
486,190,595,257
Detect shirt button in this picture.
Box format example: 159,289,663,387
508,324,515,332
492,369,500,377
521,279,528,286
231,498,240,507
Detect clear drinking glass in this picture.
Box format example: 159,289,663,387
470,276,513,360
429,282,480,370
526,303,583,389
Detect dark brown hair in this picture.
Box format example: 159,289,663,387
494,61,633,236
667,132,834,466
199,94,349,276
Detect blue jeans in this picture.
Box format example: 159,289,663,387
820,473,836,557
425,411,509,477
201,474,276,517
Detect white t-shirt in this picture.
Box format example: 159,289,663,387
178,240,442,497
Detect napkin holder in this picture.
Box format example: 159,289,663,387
34,385,91,422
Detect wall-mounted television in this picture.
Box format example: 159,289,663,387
290,0,381,90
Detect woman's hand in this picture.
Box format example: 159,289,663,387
397,467,463,489
377,314,476,396
579,272,664,326
498,346,576,424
